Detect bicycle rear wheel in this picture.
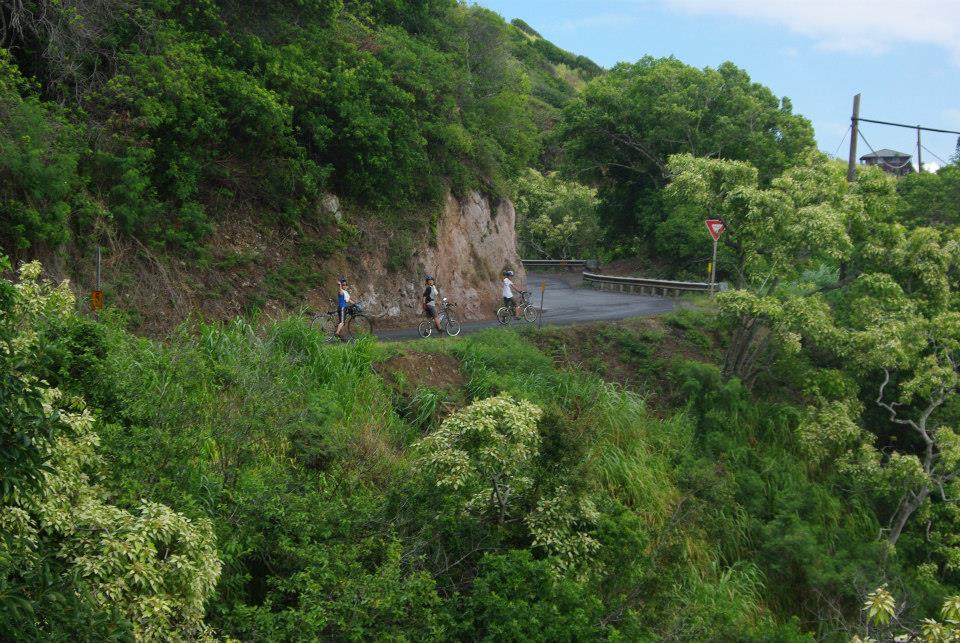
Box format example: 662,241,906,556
496,307,510,325
523,305,539,323
313,313,337,341
418,320,433,338
445,317,461,336
347,314,375,341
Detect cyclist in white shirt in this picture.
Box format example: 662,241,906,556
502,270,520,319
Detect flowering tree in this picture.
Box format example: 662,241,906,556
0,261,221,640
415,393,542,523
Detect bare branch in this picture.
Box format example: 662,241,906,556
876,370,923,436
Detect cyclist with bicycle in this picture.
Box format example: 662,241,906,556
335,276,350,341
502,269,521,319
421,275,443,335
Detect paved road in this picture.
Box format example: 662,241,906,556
375,272,680,341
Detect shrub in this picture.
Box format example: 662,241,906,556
0,52,84,250
0,261,221,640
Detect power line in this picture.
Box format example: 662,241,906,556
921,144,949,167
858,130,877,156
832,124,851,158
858,117,960,136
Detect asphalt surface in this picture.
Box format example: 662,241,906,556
375,272,681,341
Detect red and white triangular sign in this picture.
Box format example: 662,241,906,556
705,219,725,241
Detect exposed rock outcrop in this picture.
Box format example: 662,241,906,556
352,191,527,324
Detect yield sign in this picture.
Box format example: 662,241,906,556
705,219,725,241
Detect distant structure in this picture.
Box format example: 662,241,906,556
859,149,915,176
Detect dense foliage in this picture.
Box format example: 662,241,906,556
662,148,960,637
1,262,220,641
514,168,600,260
557,56,816,260
4,0,960,639
0,0,597,255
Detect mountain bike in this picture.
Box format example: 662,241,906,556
312,301,374,342
419,298,461,338
497,290,539,325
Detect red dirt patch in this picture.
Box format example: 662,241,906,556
374,351,464,392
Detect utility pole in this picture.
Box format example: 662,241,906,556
916,126,923,172
847,93,861,183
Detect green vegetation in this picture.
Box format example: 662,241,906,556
0,0,598,256
514,168,601,259
4,1,960,640
557,56,816,262
5,226,960,639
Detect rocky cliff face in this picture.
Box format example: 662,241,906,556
353,191,527,324
43,190,525,334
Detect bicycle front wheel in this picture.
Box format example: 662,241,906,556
347,314,375,341
496,307,510,325
523,305,539,323
418,320,433,338
445,317,461,336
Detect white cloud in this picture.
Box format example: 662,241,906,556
661,0,960,64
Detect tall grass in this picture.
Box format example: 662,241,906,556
101,315,414,511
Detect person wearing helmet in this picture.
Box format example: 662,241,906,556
421,275,442,334
502,269,520,319
335,276,350,340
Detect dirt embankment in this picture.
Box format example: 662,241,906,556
38,190,525,335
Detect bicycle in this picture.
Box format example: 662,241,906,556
419,298,462,338
311,300,374,342
496,290,539,325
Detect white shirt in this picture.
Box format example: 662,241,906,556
502,277,514,298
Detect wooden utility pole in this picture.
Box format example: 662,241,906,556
916,126,923,172
847,93,861,182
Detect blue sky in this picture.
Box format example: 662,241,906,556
476,0,960,170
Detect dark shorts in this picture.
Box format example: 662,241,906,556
337,307,347,323
503,296,514,308
425,302,437,318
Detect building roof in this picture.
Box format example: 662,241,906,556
860,148,911,160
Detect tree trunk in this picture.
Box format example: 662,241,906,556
723,316,772,385
888,487,930,547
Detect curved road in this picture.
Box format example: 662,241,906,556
375,272,681,341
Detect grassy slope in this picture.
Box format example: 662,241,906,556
73,306,883,639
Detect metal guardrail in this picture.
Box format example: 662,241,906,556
521,259,595,271
582,271,711,297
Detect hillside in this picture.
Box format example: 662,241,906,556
4,1,960,641
0,0,596,330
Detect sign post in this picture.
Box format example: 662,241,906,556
91,245,104,313
538,281,546,331
704,219,725,296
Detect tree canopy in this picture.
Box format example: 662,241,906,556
558,56,815,245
